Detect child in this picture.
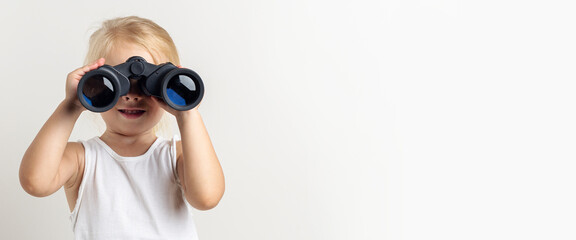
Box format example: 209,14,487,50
19,16,225,239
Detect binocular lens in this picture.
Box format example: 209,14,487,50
166,74,199,107
78,57,204,112
82,75,116,108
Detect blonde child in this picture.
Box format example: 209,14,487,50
19,16,225,239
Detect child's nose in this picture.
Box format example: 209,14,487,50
124,78,144,101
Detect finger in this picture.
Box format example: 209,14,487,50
86,58,105,71
97,57,106,66
72,58,105,80
79,58,104,71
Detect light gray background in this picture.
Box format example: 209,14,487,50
0,0,574,239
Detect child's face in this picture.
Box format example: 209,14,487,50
100,43,165,136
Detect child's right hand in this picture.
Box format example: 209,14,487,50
64,58,106,111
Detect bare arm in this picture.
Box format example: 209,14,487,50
175,109,225,210
19,59,105,197
154,94,226,210
19,102,83,196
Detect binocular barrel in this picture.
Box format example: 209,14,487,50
77,56,204,112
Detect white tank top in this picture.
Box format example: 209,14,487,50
70,137,199,240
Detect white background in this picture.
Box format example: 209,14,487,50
0,0,575,239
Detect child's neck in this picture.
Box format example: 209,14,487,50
99,130,158,157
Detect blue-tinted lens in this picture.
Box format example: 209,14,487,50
82,75,115,108
166,75,198,106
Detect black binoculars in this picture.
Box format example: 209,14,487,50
77,56,204,112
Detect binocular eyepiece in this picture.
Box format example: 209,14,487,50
77,56,204,112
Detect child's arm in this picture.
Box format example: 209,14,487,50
19,59,105,197
155,97,225,210
175,109,225,210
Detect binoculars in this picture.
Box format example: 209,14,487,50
77,56,204,112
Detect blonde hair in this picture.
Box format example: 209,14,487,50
85,16,180,137
85,16,180,65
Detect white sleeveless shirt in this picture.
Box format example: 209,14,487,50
70,137,199,240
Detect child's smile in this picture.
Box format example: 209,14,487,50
118,108,146,119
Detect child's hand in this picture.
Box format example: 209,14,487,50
64,58,106,111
